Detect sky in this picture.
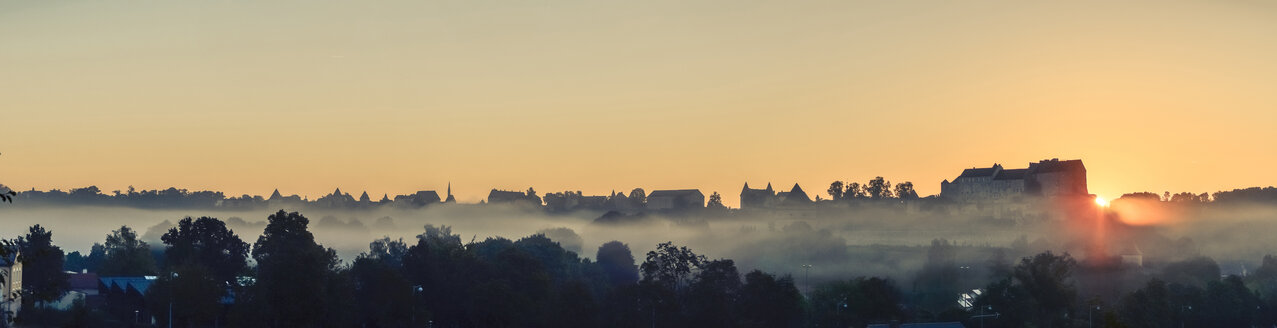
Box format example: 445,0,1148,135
2,0,1275,207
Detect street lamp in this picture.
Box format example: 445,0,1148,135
1089,305,1100,328
801,264,813,291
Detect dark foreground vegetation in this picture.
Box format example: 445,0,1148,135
6,209,1277,327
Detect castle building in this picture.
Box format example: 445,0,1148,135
647,189,705,210
940,158,1088,201
740,183,812,208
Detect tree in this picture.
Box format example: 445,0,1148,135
827,181,845,201
707,192,726,209
1013,251,1077,328
687,259,741,328
597,241,639,287
535,227,584,254
640,242,707,289
244,210,343,326
0,183,14,203
16,225,69,307
914,239,960,313
894,181,918,199
845,182,866,199
350,253,413,327
98,226,157,276
738,270,803,328
1119,279,1176,328
402,224,471,327
145,217,249,326
629,188,647,207
866,177,893,199
161,216,249,283
146,266,224,327
365,236,409,268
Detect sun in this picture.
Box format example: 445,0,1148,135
1095,196,1109,207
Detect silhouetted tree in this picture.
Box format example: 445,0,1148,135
866,177,893,199
402,224,470,326
350,253,413,327
810,276,904,327
161,216,249,283
913,239,960,314
0,183,14,203
16,225,69,307
1014,251,1077,327
687,259,741,327
537,227,584,254
1161,257,1220,288
1119,279,1176,328
364,236,409,269
98,226,157,276
641,242,706,289
845,182,866,199
242,210,344,327
707,192,726,209
597,241,639,287
827,181,844,201
894,181,918,199
737,270,803,328
146,265,224,327
629,188,647,207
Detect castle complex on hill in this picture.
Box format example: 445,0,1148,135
940,158,1088,202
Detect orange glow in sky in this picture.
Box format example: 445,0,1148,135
2,1,1276,207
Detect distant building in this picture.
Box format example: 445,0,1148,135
100,276,156,324
315,188,357,208
940,158,1088,202
266,189,304,208
49,272,100,310
777,183,812,205
1,248,21,323
393,190,442,208
647,189,705,210
445,183,456,203
740,183,812,208
740,183,777,209
487,189,540,205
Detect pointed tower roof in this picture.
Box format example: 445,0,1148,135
784,183,811,203
359,191,371,202
333,187,343,196
380,194,391,203
270,189,282,200
765,183,773,192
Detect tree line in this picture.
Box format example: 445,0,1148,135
826,177,919,201
10,213,1277,327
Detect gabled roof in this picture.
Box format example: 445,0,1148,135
994,169,1028,180
957,167,998,178
100,276,156,295
69,273,99,290
648,189,703,198
784,184,811,202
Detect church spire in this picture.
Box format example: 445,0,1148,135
445,181,456,203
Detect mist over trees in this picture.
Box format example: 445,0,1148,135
7,204,1277,327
